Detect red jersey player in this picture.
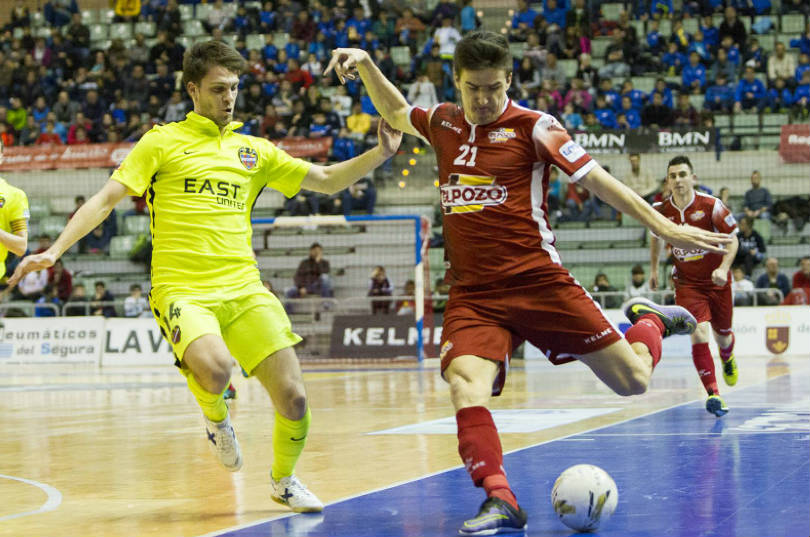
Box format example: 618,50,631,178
649,156,740,417
325,33,732,535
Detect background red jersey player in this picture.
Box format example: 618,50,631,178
650,156,740,417
325,33,733,536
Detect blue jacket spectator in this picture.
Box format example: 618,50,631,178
662,44,687,74
710,48,739,84
649,79,674,108
619,109,642,129
687,32,711,62
44,0,79,27
700,17,720,49
598,79,621,111
705,76,735,111
751,0,772,15
544,0,567,29
620,84,646,110
683,54,708,91
734,68,768,110
794,74,810,107
721,39,741,65
756,263,791,300
594,99,618,129
35,286,61,317
796,57,810,83
512,0,538,29
647,27,664,55
768,80,794,110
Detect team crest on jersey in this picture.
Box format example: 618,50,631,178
441,174,507,214
238,147,258,170
488,128,516,143
689,210,706,221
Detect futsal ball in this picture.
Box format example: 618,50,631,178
551,464,618,532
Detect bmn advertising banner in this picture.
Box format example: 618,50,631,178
571,128,716,154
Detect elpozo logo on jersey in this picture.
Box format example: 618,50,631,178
488,128,516,143
441,174,507,214
238,147,258,170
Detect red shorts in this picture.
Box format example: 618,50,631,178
675,282,733,334
440,265,622,395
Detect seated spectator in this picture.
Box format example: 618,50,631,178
743,38,767,73
564,177,590,221
598,29,631,80
688,30,711,64
624,152,657,201
83,225,112,254
734,216,766,275
700,15,720,50
286,243,334,302
33,233,52,255
124,284,151,318
562,102,583,130
284,190,321,216
734,66,767,112
341,176,376,216
646,19,664,56
704,74,735,112
563,78,592,113
91,281,117,317
682,52,708,94
793,256,810,291
673,93,699,127
626,264,651,299
719,6,747,48
617,96,641,129
642,91,674,127
767,77,794,112
64,283,89,316
395,280,416,316
591,273,621,309
36,120,64,145
718,186,733,212
768,42,797,86
18,268,48,301
593,95,618,129
662,42,687,75
368,265,393,314
547,166,564,219
741,170,773,220
730,265,755,306
710,48,738,85
756,257,791,305
793,69,810,112
48,258,73,303
18,116,40,146
35,285,61,317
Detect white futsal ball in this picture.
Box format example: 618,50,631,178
551,464,619,532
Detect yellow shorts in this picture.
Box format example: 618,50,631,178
148,280,302,375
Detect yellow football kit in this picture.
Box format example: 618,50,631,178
0,177,30,281
111,112,311,373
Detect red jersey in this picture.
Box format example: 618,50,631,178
409,101,595,286
653,191,738,286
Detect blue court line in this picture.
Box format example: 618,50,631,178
200,372,810,537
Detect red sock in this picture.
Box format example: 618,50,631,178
719,333,735,362
625,314,664,368
692,342,718,395
456,406,517,509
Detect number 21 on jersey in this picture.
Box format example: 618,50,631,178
453,144,478,167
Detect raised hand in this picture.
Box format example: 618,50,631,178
6,251,57,292
324,48,370,84
661,223,733,255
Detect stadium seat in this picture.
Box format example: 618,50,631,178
28,199,50,220
780,14,806,33
195,3,213,20
688,94,705,110
712,14,724,29
753,218,771,242
134,21,156,37
30,10,44,27
762,113,789,128
658,19,672,35
81,10,97,24
123,215,150,235
12,27,23,39
183,20,205,37
40,216,65,237
245,33,265,51
178,4,193,20
89,23,109,42
732,113,760,133
714,114,731,128
509,42,526,59
591,38,612,60
758,34,776,52
632,76,656,93
629,20,645,39
176,36,192,49
682,18,698,34
110,23,133,40
741,17,751,33
244,1,262,9
98,9,115,24
109,236,136,260
390,46,412,67
759,134,781,149
273,32,290,49
601,3,624,20
560,59,578,78
36,27,52,38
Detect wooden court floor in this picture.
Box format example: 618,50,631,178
0,354,805,537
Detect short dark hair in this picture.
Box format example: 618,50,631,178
631,264,645,275
130,284,142,292
182,40,247,91
667,155,693,173
453,31,512,77
95,281,106,288
310,242,322,249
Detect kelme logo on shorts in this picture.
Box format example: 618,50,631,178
441,173,506,215
238,147,258,170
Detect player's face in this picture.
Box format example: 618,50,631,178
455,68,512,125
666,163,696,197
189,65,240,128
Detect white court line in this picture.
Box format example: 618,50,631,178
0,474,62,521
196,371,809,537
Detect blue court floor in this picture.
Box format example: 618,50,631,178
208,370,810,537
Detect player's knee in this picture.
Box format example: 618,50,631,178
279,382,308,420
201,354,233,392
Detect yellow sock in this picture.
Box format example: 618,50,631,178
186,372,228,422
271,407,311,480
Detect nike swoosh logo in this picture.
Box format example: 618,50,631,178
183,150,195,154
290,435,307,441
631,305,652,315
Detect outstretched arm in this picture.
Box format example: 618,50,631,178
7,179,129,287
324,48,420,137
580,164,732,254
301,119,402,195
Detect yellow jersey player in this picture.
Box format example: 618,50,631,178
0,138,30,280
9,40,402,512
